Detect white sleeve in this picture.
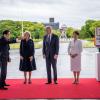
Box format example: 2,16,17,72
68,41,71,55
78,40,83,54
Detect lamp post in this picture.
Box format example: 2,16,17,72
22,20,24,36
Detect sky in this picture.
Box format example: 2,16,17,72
0,0,100,28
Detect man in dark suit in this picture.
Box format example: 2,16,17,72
0,30,18,90
43,26,59,84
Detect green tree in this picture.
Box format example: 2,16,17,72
90,21,100,36
0,20,22,38
80,20,96,38
0,20,45,39
66,27,75,38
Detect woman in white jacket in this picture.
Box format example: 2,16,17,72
68,31,83,84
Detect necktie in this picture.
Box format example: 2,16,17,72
48,35,51,44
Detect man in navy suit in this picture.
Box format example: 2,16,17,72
0,30,18,90
43,26,59,84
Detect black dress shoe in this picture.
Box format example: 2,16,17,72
45,82,52,84
4,84,10,86
54,81,58,84
0,86,8,90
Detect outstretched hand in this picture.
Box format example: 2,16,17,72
16,38,21,43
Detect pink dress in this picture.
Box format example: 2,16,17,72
68,39,83,72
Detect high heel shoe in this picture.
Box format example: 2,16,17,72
23,80,27,84
76,80,79,84
72,80,77,84
28,80,32,84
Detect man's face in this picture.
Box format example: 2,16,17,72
4,32,11,39
46,28,52,34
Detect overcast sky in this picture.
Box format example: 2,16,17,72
0,0,100,28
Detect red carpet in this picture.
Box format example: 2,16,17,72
0,78,100,99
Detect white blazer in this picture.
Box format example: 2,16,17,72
68,39,83,71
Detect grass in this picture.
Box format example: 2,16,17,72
34,42,42,49
10,38,95,49
10,43,20,49
33,39,43,42
83,41,95,48
10,42,42,49
10,39,43,49
84,38,93,41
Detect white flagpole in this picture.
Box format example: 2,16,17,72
18,6,24,37
22,20,23,36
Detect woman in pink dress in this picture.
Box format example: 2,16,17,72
68,31,83,84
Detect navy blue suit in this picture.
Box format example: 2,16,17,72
43,33,59,83
0,36,16,87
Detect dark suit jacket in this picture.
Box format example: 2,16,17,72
20,39,35,58
43,33,59,58
0,36,16,59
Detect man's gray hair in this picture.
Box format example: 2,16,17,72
46,26,52,30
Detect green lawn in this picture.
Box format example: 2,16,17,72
10,42,42,49
83,41,95,48
10,39,95,49
10,39,43,49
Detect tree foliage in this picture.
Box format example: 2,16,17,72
80,20,100,39
0,20,45,39
0,19,100,39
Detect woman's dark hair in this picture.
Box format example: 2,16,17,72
73,31,79,36
3,30,10,35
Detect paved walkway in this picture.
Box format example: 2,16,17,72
7,43,98,79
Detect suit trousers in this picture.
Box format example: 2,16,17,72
0,57,8,87
46,55,57,83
